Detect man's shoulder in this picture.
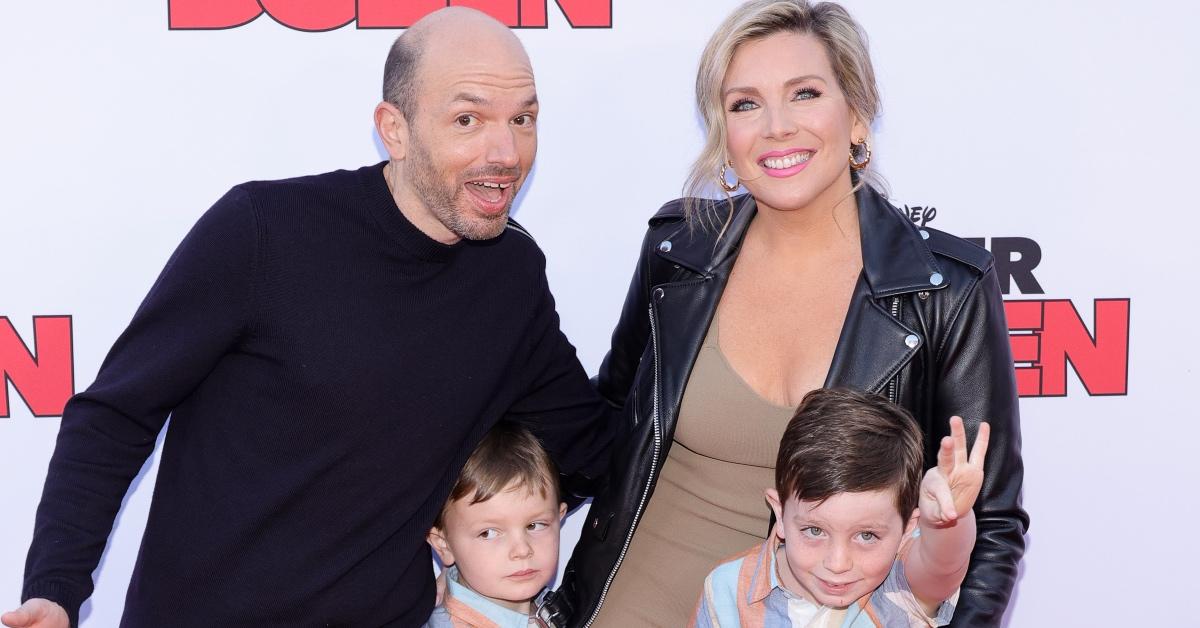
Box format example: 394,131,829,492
233,164,375,204
485,217,546,270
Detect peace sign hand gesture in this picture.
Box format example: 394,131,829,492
919,416,990,526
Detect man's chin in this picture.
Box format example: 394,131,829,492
452,212,510,241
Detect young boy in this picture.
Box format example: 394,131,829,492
425,422,568,628
693,388,990,627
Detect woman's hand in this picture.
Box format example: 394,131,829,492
919,416,990,526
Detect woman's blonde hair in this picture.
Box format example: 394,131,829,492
684,0,881,226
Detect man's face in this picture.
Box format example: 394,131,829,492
401,45,538,242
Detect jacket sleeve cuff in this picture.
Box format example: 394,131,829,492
22,580,85,628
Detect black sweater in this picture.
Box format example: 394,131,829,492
22,163,610,627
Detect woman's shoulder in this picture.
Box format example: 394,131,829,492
647,194,749,229
920,226,994,277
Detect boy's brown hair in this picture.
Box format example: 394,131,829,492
776,388,924,521
434,422,559,528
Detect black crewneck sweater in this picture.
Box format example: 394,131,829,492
22,162,610,627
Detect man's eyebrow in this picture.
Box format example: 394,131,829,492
450,93,539,109
452,92,488,105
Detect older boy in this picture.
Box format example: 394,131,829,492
693,388,989,627
426,422,568,628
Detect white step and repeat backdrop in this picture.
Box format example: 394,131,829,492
2,1,1195,625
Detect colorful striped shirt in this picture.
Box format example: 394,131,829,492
423,566,544,628
692,531,956,627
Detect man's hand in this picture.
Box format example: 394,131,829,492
919,416,990,526
1,599,69,628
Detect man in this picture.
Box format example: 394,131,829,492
3,8,609,627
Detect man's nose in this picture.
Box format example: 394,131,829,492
486,126,521,168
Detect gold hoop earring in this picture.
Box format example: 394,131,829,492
849,138,872,171
718,160,740,192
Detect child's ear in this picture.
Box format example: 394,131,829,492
904,508,920,538
765,488,786,540
558,502,568,520
427,527,455,566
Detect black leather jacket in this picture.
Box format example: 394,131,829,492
553,185,1029,627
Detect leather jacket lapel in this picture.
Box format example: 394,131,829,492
824,284,920,394
648,187,941,408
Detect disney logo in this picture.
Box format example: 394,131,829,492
904,205,937,227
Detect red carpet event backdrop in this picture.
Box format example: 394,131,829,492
1,1,1190,625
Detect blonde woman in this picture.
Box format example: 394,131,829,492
551,1,1027,626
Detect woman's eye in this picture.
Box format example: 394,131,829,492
728,99,757,112
455,114,478,127
793,87,822,101
477,528,499,540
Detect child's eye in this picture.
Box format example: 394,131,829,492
477,528,500,540
800,526,825,538
527,521,549,532
857,531,879,542
728,98,757,113
793,87,822,101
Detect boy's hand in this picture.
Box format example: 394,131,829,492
1,599,69,628
919,416,989,526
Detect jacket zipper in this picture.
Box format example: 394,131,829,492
887,295,901,404
583,302,664,627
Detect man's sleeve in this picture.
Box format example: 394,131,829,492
505,257,613,499
934,266,1029,628
20,186,259,625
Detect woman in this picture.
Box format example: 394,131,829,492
553,1,1028,627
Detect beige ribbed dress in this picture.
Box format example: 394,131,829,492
591,313,795,627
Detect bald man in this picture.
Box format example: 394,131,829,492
4,9,609,628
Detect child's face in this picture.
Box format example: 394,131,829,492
428,481,567,613
766,487,915,608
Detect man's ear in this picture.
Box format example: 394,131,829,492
765,488,786,540
427,526,455,566
374,100,410,161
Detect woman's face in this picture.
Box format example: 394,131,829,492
721,31,868,214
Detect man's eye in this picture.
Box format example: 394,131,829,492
728,99,757,112
456,115,478,127
478,528,499,540
512,113,535,126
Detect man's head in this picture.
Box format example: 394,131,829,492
765,388,924,607
375,8,538,244
427,422,566,614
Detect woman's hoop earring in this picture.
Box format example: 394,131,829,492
849,138,872,171
718,160,740,192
